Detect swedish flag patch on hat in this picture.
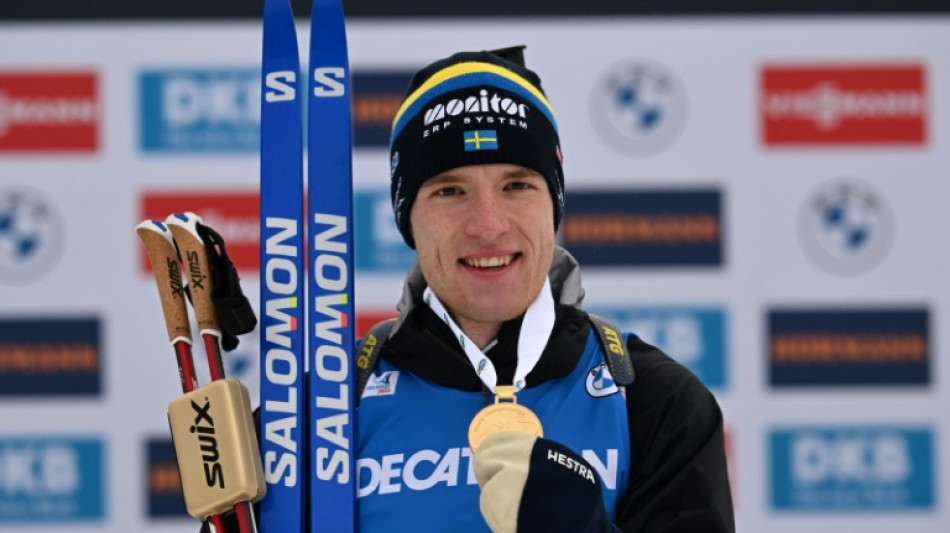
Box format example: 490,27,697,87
464,130,498,151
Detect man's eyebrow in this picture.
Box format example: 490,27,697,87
422,174,461,187
504,168,544,179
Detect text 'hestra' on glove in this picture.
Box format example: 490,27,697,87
473,432,618,533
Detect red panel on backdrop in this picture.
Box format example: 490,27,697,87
761,64,926,145
0,71,99,152
140,191,260,272
355,310,398,339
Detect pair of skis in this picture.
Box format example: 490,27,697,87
260,0,356,532
137,213,264,533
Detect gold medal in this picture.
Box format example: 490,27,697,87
468,385,543,452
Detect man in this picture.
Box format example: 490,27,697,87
359,50,734,532
205,49,734,532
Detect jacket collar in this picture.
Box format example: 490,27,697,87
382,246,591,392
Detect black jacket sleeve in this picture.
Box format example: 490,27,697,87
614,337,735,532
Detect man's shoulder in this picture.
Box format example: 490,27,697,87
623,335,717,416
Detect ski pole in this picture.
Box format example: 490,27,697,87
166,211,264,533
135,219,229,533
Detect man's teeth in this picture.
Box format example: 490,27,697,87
464,255,514,268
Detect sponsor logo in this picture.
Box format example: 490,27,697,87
421,88,531,139
590,61,686,156
261,216,302,488
140,191,259,272
585,363,619,398
313,66,346,98
356,331,378,372
769,308,928,386
0,187,65,285
311,213,353,485
184,249,206,290
0,72,99,152
140,68,260,152
0,438,104,523
146,438,187,518
0,318,101,396
770,427,934,510
590,307,727,389
463,129,498,151
354,189,416,273
562,189,722,267
546,449,596,484
424,89,529,125
263,69,297,103
799,179,893,276
352,71,413,147
190,398,225,488
598,323,625,357
761,64,926,145
166,255,185,297
357,447,618,497
361,371,399,399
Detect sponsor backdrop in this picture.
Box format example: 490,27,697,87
0,12,948,533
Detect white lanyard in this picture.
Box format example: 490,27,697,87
423,277,555,394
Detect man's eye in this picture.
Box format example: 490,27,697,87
434,186,460,196
505,181,532,190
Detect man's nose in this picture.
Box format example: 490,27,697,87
464,190,509,239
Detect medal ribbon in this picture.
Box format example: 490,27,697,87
423,277,555,394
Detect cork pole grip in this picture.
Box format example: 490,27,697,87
165,213,221,336
136,220,192,344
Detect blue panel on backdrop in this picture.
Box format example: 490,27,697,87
770,427,934,511
589,306,727,390
0,438,105,523
354,189,416,273
140,68,261,152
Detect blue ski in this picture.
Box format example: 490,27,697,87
307,0,356,531
260,0,305,531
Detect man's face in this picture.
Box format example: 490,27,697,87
410,163,555,336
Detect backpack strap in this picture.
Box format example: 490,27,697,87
355,318,397,406
587,313,635,387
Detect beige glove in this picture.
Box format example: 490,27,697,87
473,432,537,533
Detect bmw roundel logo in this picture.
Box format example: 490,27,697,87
0,187,64,285
586,362,620,398
591,60,687,156
798,179,894,276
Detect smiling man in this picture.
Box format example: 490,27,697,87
356,49,736,532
